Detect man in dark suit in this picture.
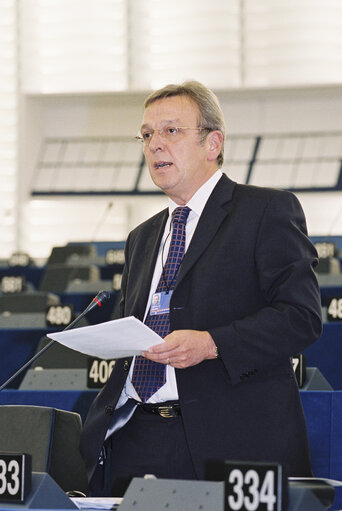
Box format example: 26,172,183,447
80,81,322,496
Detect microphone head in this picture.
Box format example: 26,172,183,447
94,290,111,306
84,290,112,314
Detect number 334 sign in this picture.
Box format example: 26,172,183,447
225,461,286,511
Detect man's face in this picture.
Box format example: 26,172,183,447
141,95,219,204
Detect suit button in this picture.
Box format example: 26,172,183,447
105,405,114,415
123,360,130,371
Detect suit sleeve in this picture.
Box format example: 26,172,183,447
209,191,322,385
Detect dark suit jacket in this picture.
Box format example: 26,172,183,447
80,174,322,482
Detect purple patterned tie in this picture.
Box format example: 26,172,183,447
131,206,191,402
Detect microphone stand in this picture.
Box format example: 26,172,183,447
0,290,111,392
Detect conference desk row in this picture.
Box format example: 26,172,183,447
0,389,340,483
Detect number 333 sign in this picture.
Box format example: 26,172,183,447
225,461,286,511
0,453,31,502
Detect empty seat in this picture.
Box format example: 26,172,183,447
0,405,88,493
315,257,341,275
31,333,89,370
0,291,59,314
46,244,97,265
40,264,100,293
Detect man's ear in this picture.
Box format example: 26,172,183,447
206,130,223,162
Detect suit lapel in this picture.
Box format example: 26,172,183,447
174,174,236,291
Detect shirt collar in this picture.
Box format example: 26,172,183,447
168,169,222,218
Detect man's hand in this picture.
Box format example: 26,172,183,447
141,330,218,368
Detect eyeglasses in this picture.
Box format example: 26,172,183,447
135,126,211,145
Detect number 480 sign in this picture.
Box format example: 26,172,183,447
225,461,285,511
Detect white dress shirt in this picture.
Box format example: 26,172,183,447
116,170,223,408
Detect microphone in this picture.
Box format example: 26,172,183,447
90,201,114,242
0,290,111,392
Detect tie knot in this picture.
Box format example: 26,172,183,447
172,206,191,225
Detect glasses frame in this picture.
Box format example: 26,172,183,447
135,126,211,144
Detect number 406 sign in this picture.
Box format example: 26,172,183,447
225,461,285,511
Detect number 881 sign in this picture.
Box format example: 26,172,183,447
224,461,285,511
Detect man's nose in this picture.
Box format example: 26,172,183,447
148,129,165,151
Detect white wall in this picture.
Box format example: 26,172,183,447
17,84,342,259
0,0,337,259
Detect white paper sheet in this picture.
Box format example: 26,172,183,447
289,477,342,487
71,497,122,509
46,316,163,359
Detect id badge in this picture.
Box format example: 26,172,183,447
150,291,172,315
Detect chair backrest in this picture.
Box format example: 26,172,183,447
47,245,97,265
0,405,88,494
31,334,89,369
0,292,59,313
315,257,340,274
40,264,100,292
